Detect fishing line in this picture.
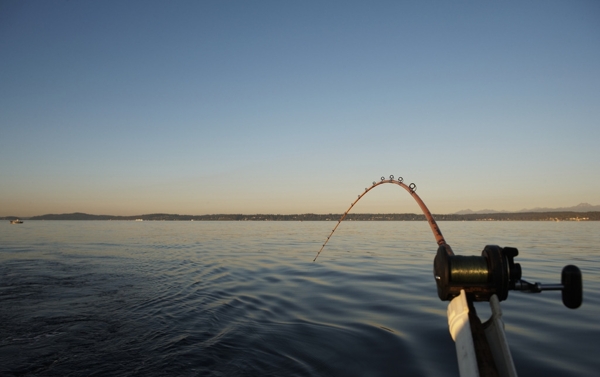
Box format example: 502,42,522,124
313,176,454,262
448,256,489,284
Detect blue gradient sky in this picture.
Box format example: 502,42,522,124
1,1,599,216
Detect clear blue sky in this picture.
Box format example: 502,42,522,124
1,1,599,216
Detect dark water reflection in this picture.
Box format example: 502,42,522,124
1,221,598,376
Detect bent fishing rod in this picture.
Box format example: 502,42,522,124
314,176,583,377
314,176,453,262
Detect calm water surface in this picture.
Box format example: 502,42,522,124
1,221,599,376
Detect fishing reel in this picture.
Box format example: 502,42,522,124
433,245,582,309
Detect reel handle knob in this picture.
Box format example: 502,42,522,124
562,265,582,309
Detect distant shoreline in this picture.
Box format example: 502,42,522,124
3,212,600,221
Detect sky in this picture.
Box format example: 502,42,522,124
1,1,599,217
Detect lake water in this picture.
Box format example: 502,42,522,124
1,221,598,376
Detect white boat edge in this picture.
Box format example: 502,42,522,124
448,290,518,377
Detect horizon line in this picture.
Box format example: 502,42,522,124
4,210,600,219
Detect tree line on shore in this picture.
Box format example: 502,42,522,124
3,211,599,221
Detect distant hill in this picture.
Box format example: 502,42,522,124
15,211,600,221
7,204,599,221
27,213,428,221
518,203,600,213
455,203,600,215
30,212,124,220
454,209,508,215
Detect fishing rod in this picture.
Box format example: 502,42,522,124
314,176,583,377
314,176,454,262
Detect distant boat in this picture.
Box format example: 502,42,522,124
135,219,144,221
10,219,23,224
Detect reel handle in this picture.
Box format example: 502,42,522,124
513,265,582,309
562,265,582,309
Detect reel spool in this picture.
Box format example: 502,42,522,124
433,245,582,309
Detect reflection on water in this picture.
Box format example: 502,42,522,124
1,221,598,376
